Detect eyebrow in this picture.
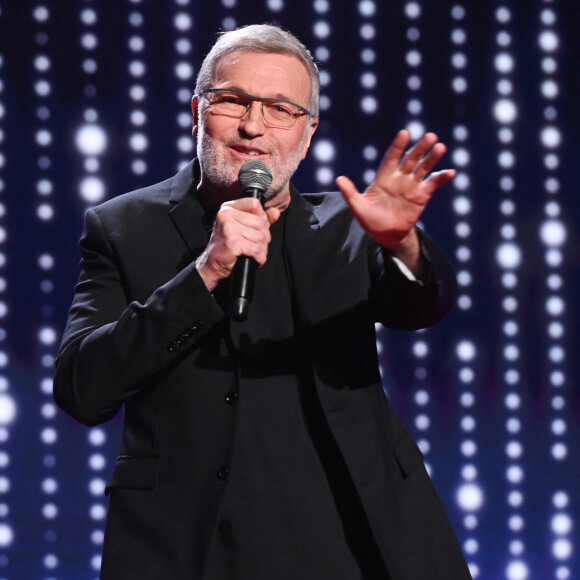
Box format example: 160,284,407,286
216,84,300,104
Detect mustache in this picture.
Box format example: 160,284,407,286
224,137,274,155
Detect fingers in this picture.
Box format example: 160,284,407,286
336,175,364,216
215,199,272,265
265,206,281,227
423,168,457,193
398,132,440,176
380,131,451,183
378,129,412,175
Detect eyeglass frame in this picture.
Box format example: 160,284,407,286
197,88,312,128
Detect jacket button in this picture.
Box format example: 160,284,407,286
167,341,179,353
216,466,229,481
224,391,238,405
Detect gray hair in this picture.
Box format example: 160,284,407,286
195,24,320,118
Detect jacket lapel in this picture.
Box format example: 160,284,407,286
168,160,209,252
283,184,320,327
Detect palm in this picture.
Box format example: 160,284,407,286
337,130,455,250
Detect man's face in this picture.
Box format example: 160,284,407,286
194,51,318,209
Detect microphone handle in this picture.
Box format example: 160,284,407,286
229,187,265,322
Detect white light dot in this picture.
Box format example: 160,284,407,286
496,243,522,269
81,8,98,25
505,392,521,409
174,13,192,31
315,167,334,186
41,427,58,445
128,60,145,77
506,441,523,459
498,150,516,168
38,327,56,346
553,492,569,509
313,21,331,39
359,23,376,41
35,80,51,97
42,503,58,519
552,538,572,560
0,395,16,425
267,0,284,11
91,529,105,545
89,478,106,496
358,0,376,17
551,514,572,535
452,148,470,167
456,341,476,362
88,428,107,446
41,477,58,494
494,99,517,124
128,36,144,52
541,126,562,148
457,483,484,511
175,62,193,80
90,504,107,521
33,6,50,21
541,79,559,99
406,121,425,141
81,33,98,50
506,465,524,484
461,440,477,457
459,368,474,383
508,491,523,508
551,442,568,460
506,560,529,580
546,296,565,316
405,2,421,19
89,454,106,471
360,95,378,114
412,341,428,358
76,125,107,156
539,30,559,52
457,270,472,286
129,133,148,152
360,71,377,89
551,418,566,436
415,414,430,430
313,140,335,163
461,415,476,432
0,524,14,546
79,176,106,204
177,136,193,154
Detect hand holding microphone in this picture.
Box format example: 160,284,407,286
229,160,273,321
194,160,276,317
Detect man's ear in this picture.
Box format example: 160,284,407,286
301,118,319,160
191,96,199,139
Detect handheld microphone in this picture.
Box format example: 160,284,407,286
229,160,273,322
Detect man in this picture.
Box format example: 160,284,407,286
54,23,472,580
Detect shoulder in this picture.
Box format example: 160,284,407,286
89,161,196,222
299,190,351,225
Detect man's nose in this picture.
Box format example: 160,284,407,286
238,102,266,134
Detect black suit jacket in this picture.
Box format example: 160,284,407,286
54,161,471,579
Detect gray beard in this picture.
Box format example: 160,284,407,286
196,124,308,203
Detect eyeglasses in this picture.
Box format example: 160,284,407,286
199,88,311,129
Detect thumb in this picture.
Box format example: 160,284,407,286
336,175,362,214
265,206,281,227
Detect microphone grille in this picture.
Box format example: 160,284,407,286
238,160,273,192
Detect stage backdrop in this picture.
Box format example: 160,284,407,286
0,1,578,578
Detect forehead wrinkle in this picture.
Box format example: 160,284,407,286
212,52,311,108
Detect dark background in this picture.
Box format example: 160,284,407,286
0,1,578,578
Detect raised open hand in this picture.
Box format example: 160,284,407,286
336,130,455,260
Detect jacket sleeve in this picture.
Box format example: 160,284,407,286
53,207,225,426
369,228,457,331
